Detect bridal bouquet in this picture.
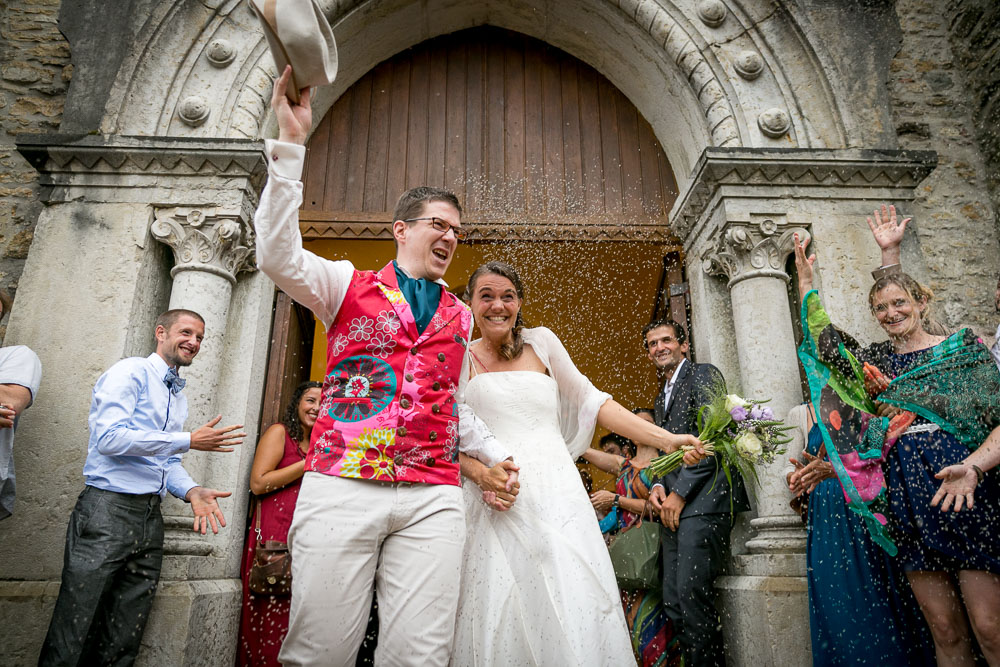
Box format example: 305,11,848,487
648,382,792,491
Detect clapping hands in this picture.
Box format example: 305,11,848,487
787,450,835,495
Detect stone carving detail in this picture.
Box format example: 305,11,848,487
697,0,727,27
702,218,810,287
206,38,237,68
230,1,744,146
151,207,256,284
178,95,210,127
758,107,791,138
734,50,764,80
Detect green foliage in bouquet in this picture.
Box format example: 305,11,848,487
648,378,793,512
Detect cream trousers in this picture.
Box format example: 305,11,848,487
279,472,466,667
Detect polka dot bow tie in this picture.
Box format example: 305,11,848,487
164,368,186,394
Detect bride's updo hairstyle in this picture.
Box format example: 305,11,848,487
465,261,526,360
868,272,948,335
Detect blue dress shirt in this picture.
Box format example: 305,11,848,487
83,353,197,499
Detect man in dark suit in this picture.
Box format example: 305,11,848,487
645,319,750,667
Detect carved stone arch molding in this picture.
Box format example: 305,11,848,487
105,0,849,187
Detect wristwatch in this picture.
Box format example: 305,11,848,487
613,494,620,507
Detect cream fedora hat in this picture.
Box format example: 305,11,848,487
249,0,338,103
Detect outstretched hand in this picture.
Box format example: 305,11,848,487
273,65,312,145
866,204,910,252
190,415,245,452
931,464,977,512
793,233,815,301
186,486,231,535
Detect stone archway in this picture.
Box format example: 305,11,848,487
103,0,853,185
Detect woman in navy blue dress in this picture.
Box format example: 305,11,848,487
787,403,933,666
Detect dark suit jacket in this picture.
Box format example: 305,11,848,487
653,359,751,518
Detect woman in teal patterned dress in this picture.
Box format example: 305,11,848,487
786,403,933,666
586,420,680,667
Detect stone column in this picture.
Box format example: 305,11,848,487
0,135,270,666
702,219,810,555
149,205,255,556
671,146,938,666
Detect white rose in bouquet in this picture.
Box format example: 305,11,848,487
724,394,750,413
734,432,763,457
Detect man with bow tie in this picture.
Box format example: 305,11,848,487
39,309,246,666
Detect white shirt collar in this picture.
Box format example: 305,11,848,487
663,358,687,393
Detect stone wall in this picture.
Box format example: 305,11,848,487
0,0,69,337
888,0,1000,334
947,0,1000,233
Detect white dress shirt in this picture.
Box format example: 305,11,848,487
83,353,197,499
661,358,688,409
254,139,510,467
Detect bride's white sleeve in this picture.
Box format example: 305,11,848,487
526,327,611,459
456,336,510,467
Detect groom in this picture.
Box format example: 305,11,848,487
645,319,749,667
254,67,517,666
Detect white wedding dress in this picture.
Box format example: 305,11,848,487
451,327,635,667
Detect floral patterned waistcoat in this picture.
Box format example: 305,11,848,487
306,262,472,486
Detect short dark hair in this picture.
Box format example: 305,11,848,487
641,319,687,348
632,407,655,421
393,186,462,223
600,432,631,453
154,309,205,334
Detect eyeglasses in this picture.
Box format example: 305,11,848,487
403,217,468,241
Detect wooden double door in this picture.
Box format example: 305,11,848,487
262,27,689,430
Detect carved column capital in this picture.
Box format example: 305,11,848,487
151,206,256,284
701,217,810,288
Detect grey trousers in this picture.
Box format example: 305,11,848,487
661,513,732,667
38,486,164,667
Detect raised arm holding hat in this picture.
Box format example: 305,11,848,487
253,68,514,666
249,0,338,103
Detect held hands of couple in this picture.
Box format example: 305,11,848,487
479,459,520,512
185,486,231,535
190,415,245,453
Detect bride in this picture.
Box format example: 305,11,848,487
451,261,703,667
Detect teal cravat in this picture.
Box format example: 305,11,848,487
393,261,441,334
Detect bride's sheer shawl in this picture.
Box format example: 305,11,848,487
461,326,611,460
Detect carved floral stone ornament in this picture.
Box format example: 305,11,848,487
206,38,237,68
758,107,791,138
697,0,727,27
151,207,256,284
702,219,811,287
734,50,764,80
178,95,210,127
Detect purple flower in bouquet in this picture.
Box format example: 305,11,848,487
749,405,764,420
730,406,748,422
761,406,774,420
